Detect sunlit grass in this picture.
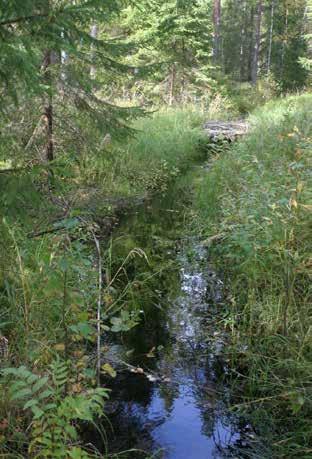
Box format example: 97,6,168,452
78,108,209,206
194,93,312,457
0,160,12,169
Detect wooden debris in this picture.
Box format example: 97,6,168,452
203,120,248,142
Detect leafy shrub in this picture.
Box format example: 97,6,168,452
1,360,109,458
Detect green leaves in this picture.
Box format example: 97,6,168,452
289,392,305,415
11,387,32,401
68,446,91,459
32,376,49,393
1,359,110,457
50,360,69,388
24,398,40,410
53,218,80,231
101,363,117,378
69,322,95,341
110,310,140,332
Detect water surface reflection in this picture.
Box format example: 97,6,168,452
106,231,243,458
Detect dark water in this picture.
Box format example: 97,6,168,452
101,188,252,458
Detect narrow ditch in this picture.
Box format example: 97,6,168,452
86,169,260,459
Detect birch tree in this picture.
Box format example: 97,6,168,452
251,0,263,85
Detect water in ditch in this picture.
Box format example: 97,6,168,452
99,182,255,459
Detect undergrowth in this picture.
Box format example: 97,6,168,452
0,107,211,457
75,108,211,213
194,94,312,458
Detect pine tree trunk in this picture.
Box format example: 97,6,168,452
251,0,263,85
267,0,275,75
213,0,221,62
43,50,54,162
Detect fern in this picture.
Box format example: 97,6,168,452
2,359,109,458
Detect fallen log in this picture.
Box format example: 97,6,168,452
203,120,248,142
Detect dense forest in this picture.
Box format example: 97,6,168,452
0,1,311,458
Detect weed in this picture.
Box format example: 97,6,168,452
194,94,312,457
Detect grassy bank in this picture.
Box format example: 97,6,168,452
75,108,212,213
0,107,213,366
194,94,312,457
0,108,212,458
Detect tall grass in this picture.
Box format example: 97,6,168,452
0,106,216,455
194,94,312,457
78,106,231,208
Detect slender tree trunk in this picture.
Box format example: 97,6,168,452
43,50,54,162
44,100,53,162
60,31,68,96
240,0,247,81
267,0,275,75
90,23,98,78
93,233,103,388
169,64,176,106
181,38,186,104
248,6,255,80
181,72,185,105
213,0,221,63
281,3,289,79
251,0,263,85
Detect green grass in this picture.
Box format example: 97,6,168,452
0,107,211,356
194,94,312,457
74,101,238,213
77,108,208,208
0,107,214,456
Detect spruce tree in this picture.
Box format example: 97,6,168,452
0,0,143,163
300,0,312,72
121,0,214,104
